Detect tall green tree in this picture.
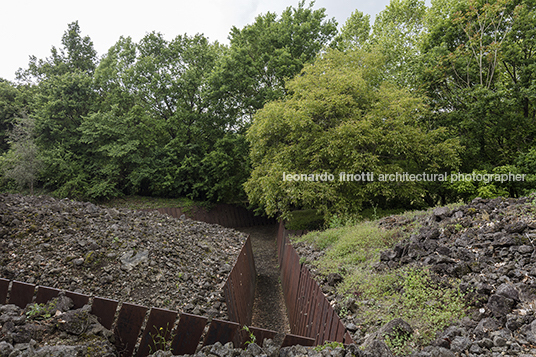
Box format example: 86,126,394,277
245,49,461,218
368,0,428,88
331,10,371,51
212,0,337,126
1,114,42,194
0,80,21,153
17,21,97,83
421,0,536,172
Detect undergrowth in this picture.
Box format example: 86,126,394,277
292,210,469,353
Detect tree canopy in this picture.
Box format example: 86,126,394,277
1,0,535,218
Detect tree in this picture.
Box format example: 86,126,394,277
331,10,371,51
368,0,428,88
17,21,97,83
244,49,461,219
0,80,21,153
1,115,42,194
421,0,536,172
212,0,337,126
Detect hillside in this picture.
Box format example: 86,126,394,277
292,196,536,356
0,193,246,317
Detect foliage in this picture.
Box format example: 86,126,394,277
1,114,43,194
368,0,428,88
245,49,461,219
212,0,337,125
296,216,468,350
16,21,97,82
149,324,175,354
331,10,371,50
313,341,344,351
421,0,536,174
25,301,56,320
0,80,22,153
2,1,535,209
285,209,325,230
295,221,400,271
242,326,257,347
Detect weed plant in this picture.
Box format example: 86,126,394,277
293,212,468,353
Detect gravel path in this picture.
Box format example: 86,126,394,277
236,225,290,335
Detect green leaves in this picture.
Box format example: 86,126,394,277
245,49,462,218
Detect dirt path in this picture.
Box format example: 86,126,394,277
236,225,290,334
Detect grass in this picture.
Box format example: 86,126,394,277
294,221,399,272
292,210,469,353
100,195,200,210
285,209,325,230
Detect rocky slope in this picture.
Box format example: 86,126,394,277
294,196,536,356
0,193,247,318
0,294,116,356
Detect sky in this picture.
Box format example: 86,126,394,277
0,0,392,82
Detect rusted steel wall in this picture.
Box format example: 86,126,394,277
141,204,275,228
276,220,355,345
222,235,256,327
0,274,314,356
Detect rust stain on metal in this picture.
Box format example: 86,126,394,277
91,296,119,330
281,333,316,348
136,307,178,357
35,286,60,305
0,278,10,305
114,302,148,357
203,318,240,347
242,327,278,348
64,290,90,309
9,280,35,309
171,313,207,355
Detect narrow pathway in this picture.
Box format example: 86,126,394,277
236,224,290,335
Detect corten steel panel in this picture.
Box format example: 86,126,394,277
315,297,328,345
302,271,314,338
295,267,309,336
286,247,302,334
65,291,90,309
171,313,207,355
241,327,278,349
301,268,314,336
0,278,9,304
305,282,320,339
299,266,314,336
324,305,334,343
9,281,35,309
280,247,293,317
344,331,355,345
114,303,148,357
335,320,345,343
203,318,240,347
136,307,178,357
223,235,256,327
92,296,119,330
311,288,325,344
277,221,286,266
281,333,316,348
329,311,340,342
222,281,237,323
35,286,60,304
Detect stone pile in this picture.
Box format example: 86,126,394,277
0,294,116,356
0,193,247,319
295,196,536,356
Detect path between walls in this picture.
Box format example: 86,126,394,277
236,224,290,337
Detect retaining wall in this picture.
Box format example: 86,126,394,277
0,277,315,357
141,204,275,228
276,220,354,345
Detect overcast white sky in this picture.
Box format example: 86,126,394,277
0,0,393,81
